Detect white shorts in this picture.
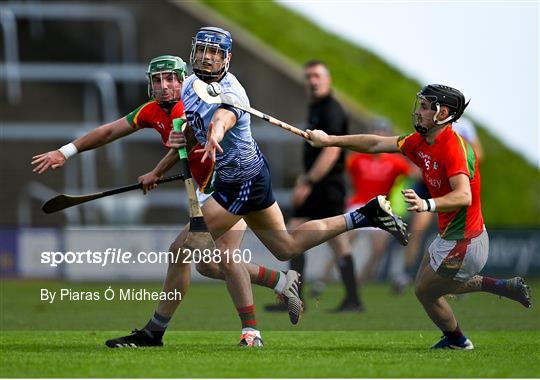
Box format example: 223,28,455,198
196,187,212,207
429,229,489,282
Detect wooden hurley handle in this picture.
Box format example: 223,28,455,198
267,115,309,139
173,118,204,219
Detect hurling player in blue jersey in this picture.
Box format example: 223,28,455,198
170,26,407,346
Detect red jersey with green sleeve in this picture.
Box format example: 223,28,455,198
125,100,185,148
125,100,214,193
397,126,483,240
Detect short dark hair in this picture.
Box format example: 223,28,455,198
304,59,328,70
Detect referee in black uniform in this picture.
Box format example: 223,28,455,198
267,60,363,312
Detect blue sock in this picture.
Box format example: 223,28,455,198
344,210,371,231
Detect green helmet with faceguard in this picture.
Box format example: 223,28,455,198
146,55,187,103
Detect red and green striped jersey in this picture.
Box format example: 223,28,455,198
397,126,484,240
125,100,185,148
125,100,214,193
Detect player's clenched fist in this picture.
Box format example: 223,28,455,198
31,150,67,174
306,129,330,148
168,130,187,149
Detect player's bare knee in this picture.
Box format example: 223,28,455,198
273,250,293,262
414,283,428,302
415,283,437,304
168,243,190,267
196,261,220,278
276,243,303,261
414,285,422,300
217,255,237,273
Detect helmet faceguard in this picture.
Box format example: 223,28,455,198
412,84,470,135
147,55,186,106
190,26,232,82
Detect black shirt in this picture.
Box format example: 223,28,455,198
303,93,348,183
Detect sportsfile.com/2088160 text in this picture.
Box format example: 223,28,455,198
40,248,253,267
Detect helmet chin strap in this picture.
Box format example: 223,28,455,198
154,86,178,109
157,100,178,108
414,104,454,136
432,103,454,125
194,57,229,83
194,66,225,82
412,111,429,135
414,124,429,136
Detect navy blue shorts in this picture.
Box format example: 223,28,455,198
212,161,276,215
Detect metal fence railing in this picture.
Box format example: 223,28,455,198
1,2,137,104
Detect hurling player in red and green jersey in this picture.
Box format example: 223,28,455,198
32,55,188,179
307,84,532,350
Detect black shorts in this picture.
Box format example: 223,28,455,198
212,160,276,215
294,180,345,219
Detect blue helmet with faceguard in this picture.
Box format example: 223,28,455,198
190,26,233,82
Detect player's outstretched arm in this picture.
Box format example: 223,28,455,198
306,129,400,154
139,149,180,194
73,117,135,152
31,117,134,174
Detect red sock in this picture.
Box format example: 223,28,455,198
443,325,464,341
255,266,281,289
237,305,257,329
481,277,508,296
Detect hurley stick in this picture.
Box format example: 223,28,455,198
173,118,216,253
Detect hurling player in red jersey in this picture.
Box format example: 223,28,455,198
307,84,532,350
32,55,188,177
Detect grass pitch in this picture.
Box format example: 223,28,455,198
1,280,539,377
2,330,539,378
